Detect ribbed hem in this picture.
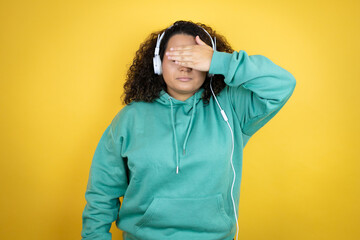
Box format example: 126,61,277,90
123,231,236,240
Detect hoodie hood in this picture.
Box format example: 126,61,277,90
155,88,204,108
155,88,205,174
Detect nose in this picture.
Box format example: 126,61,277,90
179,65,192,72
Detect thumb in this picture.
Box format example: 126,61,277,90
195,35,207,46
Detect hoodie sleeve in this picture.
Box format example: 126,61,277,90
209,50,296,137
81,124,128,240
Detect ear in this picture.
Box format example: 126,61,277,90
195,35,207,46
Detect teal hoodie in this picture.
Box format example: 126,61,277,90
81,50,296,240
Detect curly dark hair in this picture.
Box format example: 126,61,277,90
122,20,234,105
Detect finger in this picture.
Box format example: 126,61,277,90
175,60,193,68
168,55,193,62
170,46,193,51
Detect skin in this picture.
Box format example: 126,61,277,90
162,34,214,101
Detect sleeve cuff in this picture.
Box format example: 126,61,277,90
208,51,234,76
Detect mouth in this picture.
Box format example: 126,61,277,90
176,77,192,82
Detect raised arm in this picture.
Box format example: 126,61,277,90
209,50,296,137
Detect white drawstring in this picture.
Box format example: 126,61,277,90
168,97,180,174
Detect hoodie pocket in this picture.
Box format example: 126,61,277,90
135,193,232,234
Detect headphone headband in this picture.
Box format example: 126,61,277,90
153,24,216,75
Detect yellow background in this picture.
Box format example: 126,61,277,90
1,0,359,239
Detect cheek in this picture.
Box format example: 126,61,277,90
195,71,207,83
162,61,174,82
162,61,176,75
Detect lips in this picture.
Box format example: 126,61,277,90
176,77,192,82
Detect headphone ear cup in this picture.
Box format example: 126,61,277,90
153,55,162,75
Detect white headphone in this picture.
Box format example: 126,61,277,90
153,24,216,76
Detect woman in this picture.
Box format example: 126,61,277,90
81,20,296,240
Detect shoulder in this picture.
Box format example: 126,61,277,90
109,101,155,136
